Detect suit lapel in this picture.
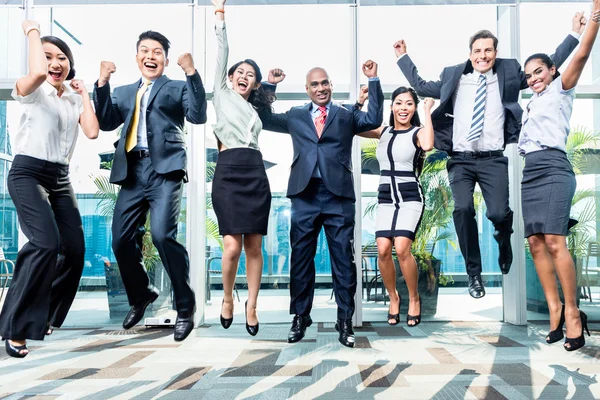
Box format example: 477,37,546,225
496,60,505,100
302,103,318,143
122,80,142,138
320,104,339,139
147,75,169,108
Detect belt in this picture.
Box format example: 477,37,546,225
128,149,150,160
450,150,503,159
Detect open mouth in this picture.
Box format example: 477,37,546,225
237,80,248,90
398,112,409,119
532,81,544,91
48,71,62,79
144,62,158,70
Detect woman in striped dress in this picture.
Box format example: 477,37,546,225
361,87,434,326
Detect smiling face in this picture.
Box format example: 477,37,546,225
525,58,556,93
306,68,332,106
43,42,70,88
136,39,168,80
229,62,259,100
469,38,497,74
391,92,417,129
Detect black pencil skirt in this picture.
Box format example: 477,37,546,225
212,148,271,236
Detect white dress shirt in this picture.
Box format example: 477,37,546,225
133,79,154,151
452,69,505,152
12,81,83,165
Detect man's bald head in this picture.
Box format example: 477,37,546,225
306,67,332,106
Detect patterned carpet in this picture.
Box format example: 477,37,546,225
0,320,599,399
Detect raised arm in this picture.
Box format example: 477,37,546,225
353,60,384,132
356,126,384,139
562,4,600,91
15,21,47,97
93,61,124,131
417,98,435,151
178,53,208,124
257,69,290,134
213,0,229,96
70,79,99,139
395,40,443,99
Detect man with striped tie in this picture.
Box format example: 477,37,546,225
395,14,584,299
93,31,207,339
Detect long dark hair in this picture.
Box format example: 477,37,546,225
41,36,76,80
228,59,275,113
524,53,559,81
389,86,421,127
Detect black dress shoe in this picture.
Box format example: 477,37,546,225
335,319,355,348
468,274,486,299
123,287,160,330
220,299,233,329
174,312,195,342
245,300,259,336
288,314,312,343
4,339,28,358
493,230,513,274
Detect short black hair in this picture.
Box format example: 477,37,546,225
41,36,76,80
469,30,498,51
137,31,170,57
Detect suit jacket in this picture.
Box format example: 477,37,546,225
93,72,207,184
397,35,579,153
259,79,384,200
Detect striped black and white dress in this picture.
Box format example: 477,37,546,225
375,126,425,240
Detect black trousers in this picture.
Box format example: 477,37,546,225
0,155,85,340
447,152,514,276
290,179,356,320
112,156,195,314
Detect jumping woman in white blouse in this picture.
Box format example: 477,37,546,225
520,1,599,351
212,0,277,336
0,20,99,358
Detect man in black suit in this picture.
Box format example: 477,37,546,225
396,14,584,299
93,31,207,340
260,62,383,347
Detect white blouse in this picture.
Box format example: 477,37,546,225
11,81,83,165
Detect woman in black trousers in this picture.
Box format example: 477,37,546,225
0,20,99,357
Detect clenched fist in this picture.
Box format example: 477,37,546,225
268,68,286,84
362,60,378,78
98,61,116,88
423,97,435,111
22,20,40,36
177,53,196,76
393,40,407,58
70,79,89,98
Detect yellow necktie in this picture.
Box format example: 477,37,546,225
126,79,151,152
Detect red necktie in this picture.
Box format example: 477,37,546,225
314,106,327,138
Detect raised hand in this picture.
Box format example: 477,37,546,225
362,60,378,78
22,20,40,36
211,0,225,8
98,61,116,87
70,79,88,97
358,85,368,104
268,68,286,84
177,53,196,75
393,40,407,57
423,97,435,112
573,11,587,34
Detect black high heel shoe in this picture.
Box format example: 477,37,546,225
4,339,28,358
407,295,422,327
564,310,590,352
245,300,259,336
387,294,400,326
546,304,565,344
220,299,233,329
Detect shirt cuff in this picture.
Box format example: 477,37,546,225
368,77,379,82
215,19,225,28
570,31,581,40
397,53,407,61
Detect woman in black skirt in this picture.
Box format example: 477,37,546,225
0,20,99,357
519,3,599,351
211,0,276,336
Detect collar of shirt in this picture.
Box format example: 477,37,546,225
139,78,156,88
42,81,77,98
310,101,331,117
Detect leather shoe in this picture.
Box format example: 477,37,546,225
174,312,195,342
288,314,312,343
335,319,355,348
468,274,486,299
493,230,513,274
123,287,159,330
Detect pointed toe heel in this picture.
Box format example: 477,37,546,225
220,299,233,329
245,300,259,336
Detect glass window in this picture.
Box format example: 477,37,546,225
0,7,24,81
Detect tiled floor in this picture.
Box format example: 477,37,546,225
1,320,600,399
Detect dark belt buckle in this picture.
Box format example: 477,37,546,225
130,149,150,159
474,151,492,158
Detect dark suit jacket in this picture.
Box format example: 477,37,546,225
397,35,579,153
259,79,384,200
93,72,207,184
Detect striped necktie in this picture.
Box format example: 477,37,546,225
467,74,487,142
314,106,327,138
